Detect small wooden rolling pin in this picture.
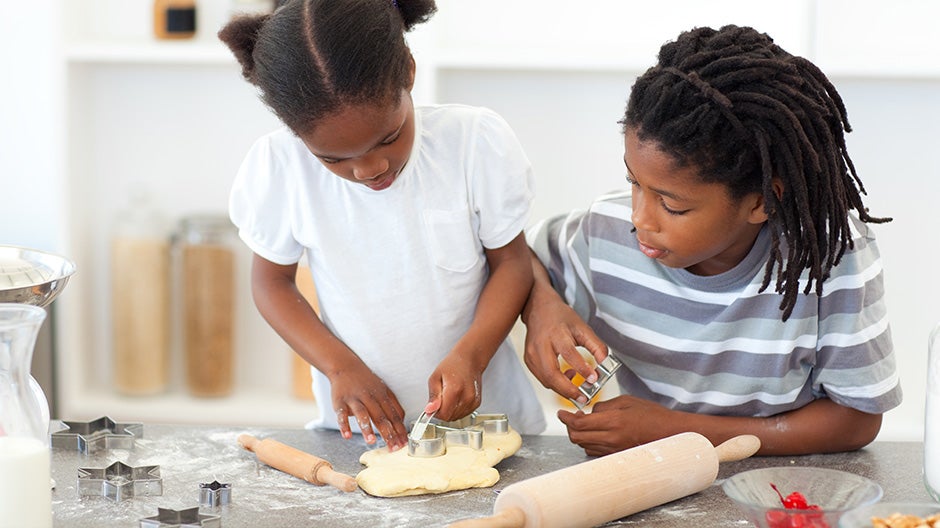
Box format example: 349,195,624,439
237,434,358,492
449,432,760,528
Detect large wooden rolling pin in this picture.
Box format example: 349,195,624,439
450,432,760,528
237,434,358,492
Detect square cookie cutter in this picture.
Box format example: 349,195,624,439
77,461,163,501
569,354,622,410
51,416,144,454
139,507,221,528
408,411,509,458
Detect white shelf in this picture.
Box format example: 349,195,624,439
65,39,234,64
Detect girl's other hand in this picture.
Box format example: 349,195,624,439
425,351,484,423
330,362,408,451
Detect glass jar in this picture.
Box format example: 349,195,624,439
111,192,171,395
0,304,52,528
926,323,940,502
177,215,237,397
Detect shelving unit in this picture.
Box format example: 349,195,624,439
53,0,940,439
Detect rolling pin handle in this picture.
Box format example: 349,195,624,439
447,507,525,528
714,434,761,462
314,463,359,493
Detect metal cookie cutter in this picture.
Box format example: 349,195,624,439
51,416,144,454
139,507,221,528
77,460,163,501
407,412,509,458
198,480,232,507
569,355,622,410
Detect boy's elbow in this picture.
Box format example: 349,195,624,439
842,411,883,452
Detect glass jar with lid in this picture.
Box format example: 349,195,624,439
176,215,237,398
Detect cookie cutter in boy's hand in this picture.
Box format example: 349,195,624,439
569,355,622,410
407,412,509,458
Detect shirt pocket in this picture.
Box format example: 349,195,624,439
424,208,480,273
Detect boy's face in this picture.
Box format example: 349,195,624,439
300,89,415,192
624,127,767,276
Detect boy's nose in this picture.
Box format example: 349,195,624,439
631,193,657,232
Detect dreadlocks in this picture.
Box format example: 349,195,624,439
622,24,890,320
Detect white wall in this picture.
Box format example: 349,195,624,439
2,0,937,440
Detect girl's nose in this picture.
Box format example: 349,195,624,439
352,155,389,181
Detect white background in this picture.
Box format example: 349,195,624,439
1,0,938,441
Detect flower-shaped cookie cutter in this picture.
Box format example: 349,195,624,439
77,460,163,501
139,507,221,528
51,416,144,454
407,412,509,458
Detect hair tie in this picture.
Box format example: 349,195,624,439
391,0,398,8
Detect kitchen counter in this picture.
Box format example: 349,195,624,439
50,423,932,527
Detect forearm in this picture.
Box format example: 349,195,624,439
453,234,534,371
250,256,363,378
677,399,882,455
521,248,562,324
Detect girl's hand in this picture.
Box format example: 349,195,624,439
523,287,610,405
329,362,408,452
557,395,677,456
424,351,484,422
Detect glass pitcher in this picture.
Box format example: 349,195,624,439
927,323,940,502
0,303,53,527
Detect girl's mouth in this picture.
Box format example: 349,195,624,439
366,172,396,191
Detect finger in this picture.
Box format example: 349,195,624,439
347,403,377,445
555,341,599,385
574,325,611,366
335,407,353,440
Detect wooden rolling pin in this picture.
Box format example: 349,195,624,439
237,434,358,492
449,432,760,528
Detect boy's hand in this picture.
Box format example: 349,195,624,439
558,395,676,456
523,289,610,405
330,362,408,452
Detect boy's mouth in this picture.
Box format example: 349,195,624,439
637,239,666,259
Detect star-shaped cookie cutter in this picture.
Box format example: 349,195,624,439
77,460,163,501
408,412,509,458
198,480,232,507
51,416,144,454
139,507,221,528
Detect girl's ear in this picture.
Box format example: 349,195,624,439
406,52,416,90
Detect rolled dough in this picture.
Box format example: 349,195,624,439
356,428,522,497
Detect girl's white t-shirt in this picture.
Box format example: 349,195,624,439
230,104,547,435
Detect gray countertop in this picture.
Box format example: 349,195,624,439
50,423,933,527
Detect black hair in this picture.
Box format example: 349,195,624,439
621,25,890,321
218,0,437,135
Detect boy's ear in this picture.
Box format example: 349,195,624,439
749,177,785,224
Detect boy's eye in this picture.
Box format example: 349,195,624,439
319,157,340,165
661,201,689,216
381,133,400,146
625,174,638,186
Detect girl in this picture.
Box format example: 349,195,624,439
523,25,901,456
219,0,546,451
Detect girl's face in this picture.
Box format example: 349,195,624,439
300,89,415,191
624,127,768,276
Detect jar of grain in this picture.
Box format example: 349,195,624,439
111,193,171,396
177,215,237,397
